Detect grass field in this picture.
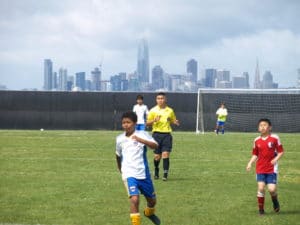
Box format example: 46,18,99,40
0,130,299,225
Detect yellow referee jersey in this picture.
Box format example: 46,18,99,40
147,105,176,133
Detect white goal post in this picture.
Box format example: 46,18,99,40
196,88,300,134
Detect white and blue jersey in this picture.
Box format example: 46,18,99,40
133,104,149,130
116,130,157,197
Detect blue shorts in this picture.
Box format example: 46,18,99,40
216,121,225,126
124,177,156,198
136,124,146,131
256,173,277,184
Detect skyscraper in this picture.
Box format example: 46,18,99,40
187,59,198,83
254,59,261,89
44,59,53,90
75,72,86,91
91,67,101,91
152,65,164,90
205,68,217,88
262,71,274,89
137,39,149,84
58,68,68,91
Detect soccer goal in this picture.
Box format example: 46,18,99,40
196,88,300,134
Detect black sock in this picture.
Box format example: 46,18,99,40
154,159,160,176
163,158,170,176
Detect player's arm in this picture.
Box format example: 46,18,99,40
146,111,160,126
169,110,179,126
246,155,258,171
116,155,122,173
271,152,284,165
132,135,158,149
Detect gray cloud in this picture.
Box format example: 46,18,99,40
0,0,299,89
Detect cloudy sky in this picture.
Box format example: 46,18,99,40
0,0,299,90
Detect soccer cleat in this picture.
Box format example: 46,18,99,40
258,209,265,215
154,175,159,180
273,200,280,213
144,212,161,225
154,168,159,179
162,173,168,181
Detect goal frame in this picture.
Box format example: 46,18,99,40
196,88,300,134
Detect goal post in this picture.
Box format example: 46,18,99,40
196,88,300,134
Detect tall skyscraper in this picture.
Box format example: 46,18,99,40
254,59,261,89
137,39,149,84
187,59,198,83
262,71,274,89
152,65,164,90
242,72,250,88
91,67,101,91
75,72,86,91
44,59,53,90
58,68,68,91
205,68,217,88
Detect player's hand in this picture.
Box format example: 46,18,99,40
174,119,180,126
154,115,161,122
246,163,252,171
271,158,277,165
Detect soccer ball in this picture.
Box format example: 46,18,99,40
40,128,44,131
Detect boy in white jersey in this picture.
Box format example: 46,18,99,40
116,111,161,225
133,95,149,131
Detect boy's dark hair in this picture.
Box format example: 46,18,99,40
258,118,272,126
136,94,144,100
157,92,166,96
122,111,137,123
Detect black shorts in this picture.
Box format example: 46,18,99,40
152,132,172,154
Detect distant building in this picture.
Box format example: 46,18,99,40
152,65,164,90
232,76,248,88
137,39,149,85
242,72,250,88
75,72,86,91
205,69,217,88
44,59,53,90
128,72,139,91
58,68,68,91
110,73,128,91
52,72,58,90
254,60,262,89
215,70,230,88
91,67,101,91
262,71,274,89
187,59,198,83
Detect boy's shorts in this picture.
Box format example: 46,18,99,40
124,176,156,198
256,173,277,184
135,124,146,131
216,121,225,126
152,132,172,154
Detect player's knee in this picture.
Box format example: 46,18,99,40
257,191,265,197
130,195,139,205
154,155,161,161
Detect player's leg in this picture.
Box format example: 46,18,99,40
161,134,172,181
215,121,220,134
124,177,141,225
153,133,162,179
221,122,225,134
154,153,161,179
266,173,280,212
256,174,266,214
140,178,161,225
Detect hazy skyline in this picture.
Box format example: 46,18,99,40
1,0,300,89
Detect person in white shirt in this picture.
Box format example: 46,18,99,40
133,95,149,131
116,111,161,225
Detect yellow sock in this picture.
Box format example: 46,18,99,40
130,213,141,225
144,207,155,217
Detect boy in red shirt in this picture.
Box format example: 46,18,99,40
246,118,284,215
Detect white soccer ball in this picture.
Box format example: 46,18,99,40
40,128,44,131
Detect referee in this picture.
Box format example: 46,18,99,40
147,92,179,181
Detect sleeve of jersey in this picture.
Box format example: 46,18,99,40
276,138,284,153
116,138,122,156
170,109,176,123
140,131,158,145
252,141,258,156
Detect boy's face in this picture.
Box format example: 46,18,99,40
156,95,166,107
136,98,143,105
258,121,271,135
122,117,135,134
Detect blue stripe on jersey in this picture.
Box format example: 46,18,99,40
143,145,151,179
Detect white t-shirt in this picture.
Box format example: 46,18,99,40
133,104,149,124
116,130,157,180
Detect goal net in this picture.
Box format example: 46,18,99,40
196,88,300,134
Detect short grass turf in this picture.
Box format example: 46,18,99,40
0,130,299,225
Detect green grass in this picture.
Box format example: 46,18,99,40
0,130,299,225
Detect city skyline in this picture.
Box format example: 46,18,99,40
1,0,300,90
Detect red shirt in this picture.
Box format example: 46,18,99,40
252,134,284,174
